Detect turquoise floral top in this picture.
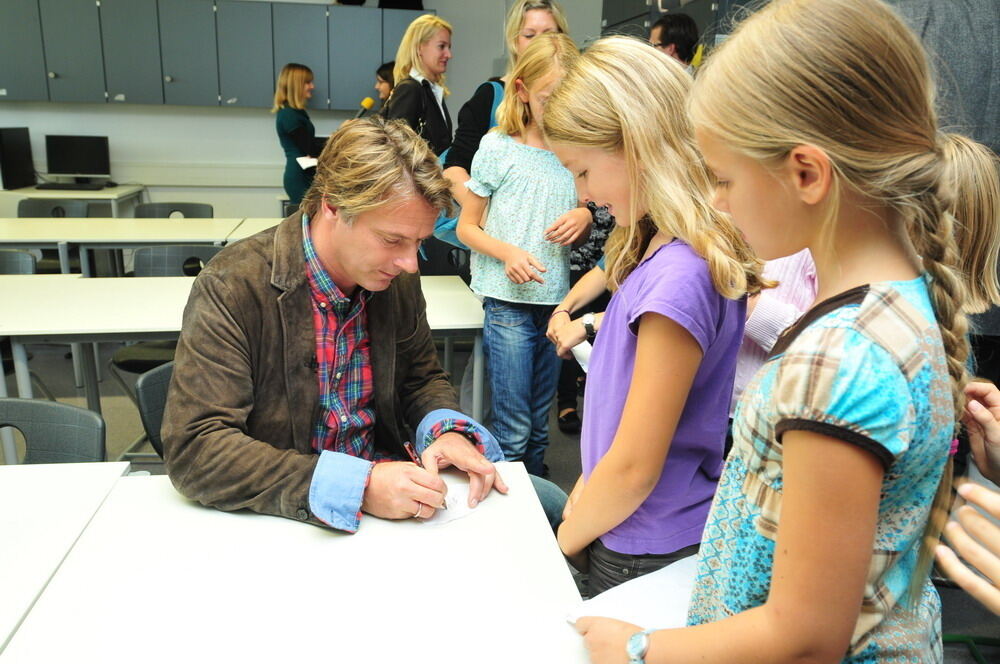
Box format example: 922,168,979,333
465,131,576,305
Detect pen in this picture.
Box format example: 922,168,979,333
403,441,447,509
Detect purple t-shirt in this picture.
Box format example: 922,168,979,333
581,239,746,555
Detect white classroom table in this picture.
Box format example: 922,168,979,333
1,274,485,457
225,217,281,242
0,463,587,663
0,461,130,653
0,218,245,276
3,184,145,218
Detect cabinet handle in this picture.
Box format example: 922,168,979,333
164,75,174,83
226,97,238,104
48,72,58,79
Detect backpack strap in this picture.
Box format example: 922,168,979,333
488,80,505,129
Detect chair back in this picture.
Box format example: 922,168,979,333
135,362,173,458
0,250,36,275
17,198,91,218
0,398,105,463
134,202,214,218
133,245,223,277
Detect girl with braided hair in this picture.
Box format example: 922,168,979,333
572,0,1000,662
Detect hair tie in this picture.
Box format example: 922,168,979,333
949,438,960,456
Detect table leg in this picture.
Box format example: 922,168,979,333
0,357,16,464
472,334,484,422
57,241,71,274
79,342,102,415
111,198,119,218
12,341,33,400
443,337,453,375
81,248,93,278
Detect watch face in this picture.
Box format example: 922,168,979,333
626,631,650,661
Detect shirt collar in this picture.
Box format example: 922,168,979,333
409,67,442,93
301,213,368,309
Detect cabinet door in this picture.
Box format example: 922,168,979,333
101,0,164,105
217,0,274,108
328,6,381,112
381,9,427,63
0,0,49,102
273,3,329,111
159,0,220,106
38,0,106,103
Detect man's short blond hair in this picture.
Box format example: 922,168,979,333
301,117,453,223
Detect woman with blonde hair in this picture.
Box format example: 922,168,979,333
541,36,763,596
383,14,453,155
272,63,318,206
573,1,1000,662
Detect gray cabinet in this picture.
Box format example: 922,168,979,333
273,3,329,111
382,9,427,63
38,0,106,103
0,0,49,102
217,0,274,108
159,0,220,106
329,6,382,112
101,0,164,105
603,0,649,27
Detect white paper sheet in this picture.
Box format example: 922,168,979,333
296,156,318,170
421,478,476,526
565,555,698,629
571,340,592,373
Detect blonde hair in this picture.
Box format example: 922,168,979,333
542,36,765,298
300,117,453,222
272,63,313,112
689,0,1000,606
504,0,570,74
494,33,578,138
393,15,453,96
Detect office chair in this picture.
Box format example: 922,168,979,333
16,198,91,273
0,250,56,401
0,397,105,463
134,362,173,459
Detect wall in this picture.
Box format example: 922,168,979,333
0,0,601,219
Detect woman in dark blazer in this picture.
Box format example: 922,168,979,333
382,15,453,155
273,63,317,206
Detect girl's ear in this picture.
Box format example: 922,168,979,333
515,78,530,104
784,145,833,205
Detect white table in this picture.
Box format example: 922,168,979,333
3,184,145,218
0,461,129,653
1,463,587,663
0,218,245,276
1,275,486,447
226,217,281,243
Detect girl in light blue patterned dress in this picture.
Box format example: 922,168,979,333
571,2,1000,663
456,33,584,476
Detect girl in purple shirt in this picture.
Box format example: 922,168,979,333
542,38,767,595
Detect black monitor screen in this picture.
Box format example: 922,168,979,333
45,135,110,178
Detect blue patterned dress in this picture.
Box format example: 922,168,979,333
687,276,952,663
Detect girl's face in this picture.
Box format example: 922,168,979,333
552,144,635,225
302,78,315,100
515,9,559,56
515,68,562,129
695,127,807,260
374,75,392,101
418,29,452,80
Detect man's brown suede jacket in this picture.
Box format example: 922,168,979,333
162,214,461,526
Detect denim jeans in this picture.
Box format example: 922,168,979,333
530,475,568,532
482,297,562,477
587,538,701,596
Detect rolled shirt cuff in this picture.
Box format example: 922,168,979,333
308,450,374,533
415,408,503,462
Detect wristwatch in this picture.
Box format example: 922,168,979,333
582,312,596,342
626,629,655,664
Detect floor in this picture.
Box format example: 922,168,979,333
3,343,997,661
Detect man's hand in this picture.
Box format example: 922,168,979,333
552,320,587,359
544,207,592,246
420,432,509,508
575,617,642,664
361,461,447,520
936,482,1000,615
963,381,1000,485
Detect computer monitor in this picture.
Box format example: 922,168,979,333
45,135,111,181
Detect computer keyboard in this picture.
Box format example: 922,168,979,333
36,182,106,191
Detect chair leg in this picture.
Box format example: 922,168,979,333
116,432,160,462
30,372,56,401
943,635,1000,664
107,360,141,409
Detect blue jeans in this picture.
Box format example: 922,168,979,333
482,297,562,477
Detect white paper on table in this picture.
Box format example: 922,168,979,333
571,340,592,373
296,156,318,170
420,478,476,526
565,554,698,629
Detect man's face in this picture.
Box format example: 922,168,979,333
649,26,681,62
316,193,437,295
